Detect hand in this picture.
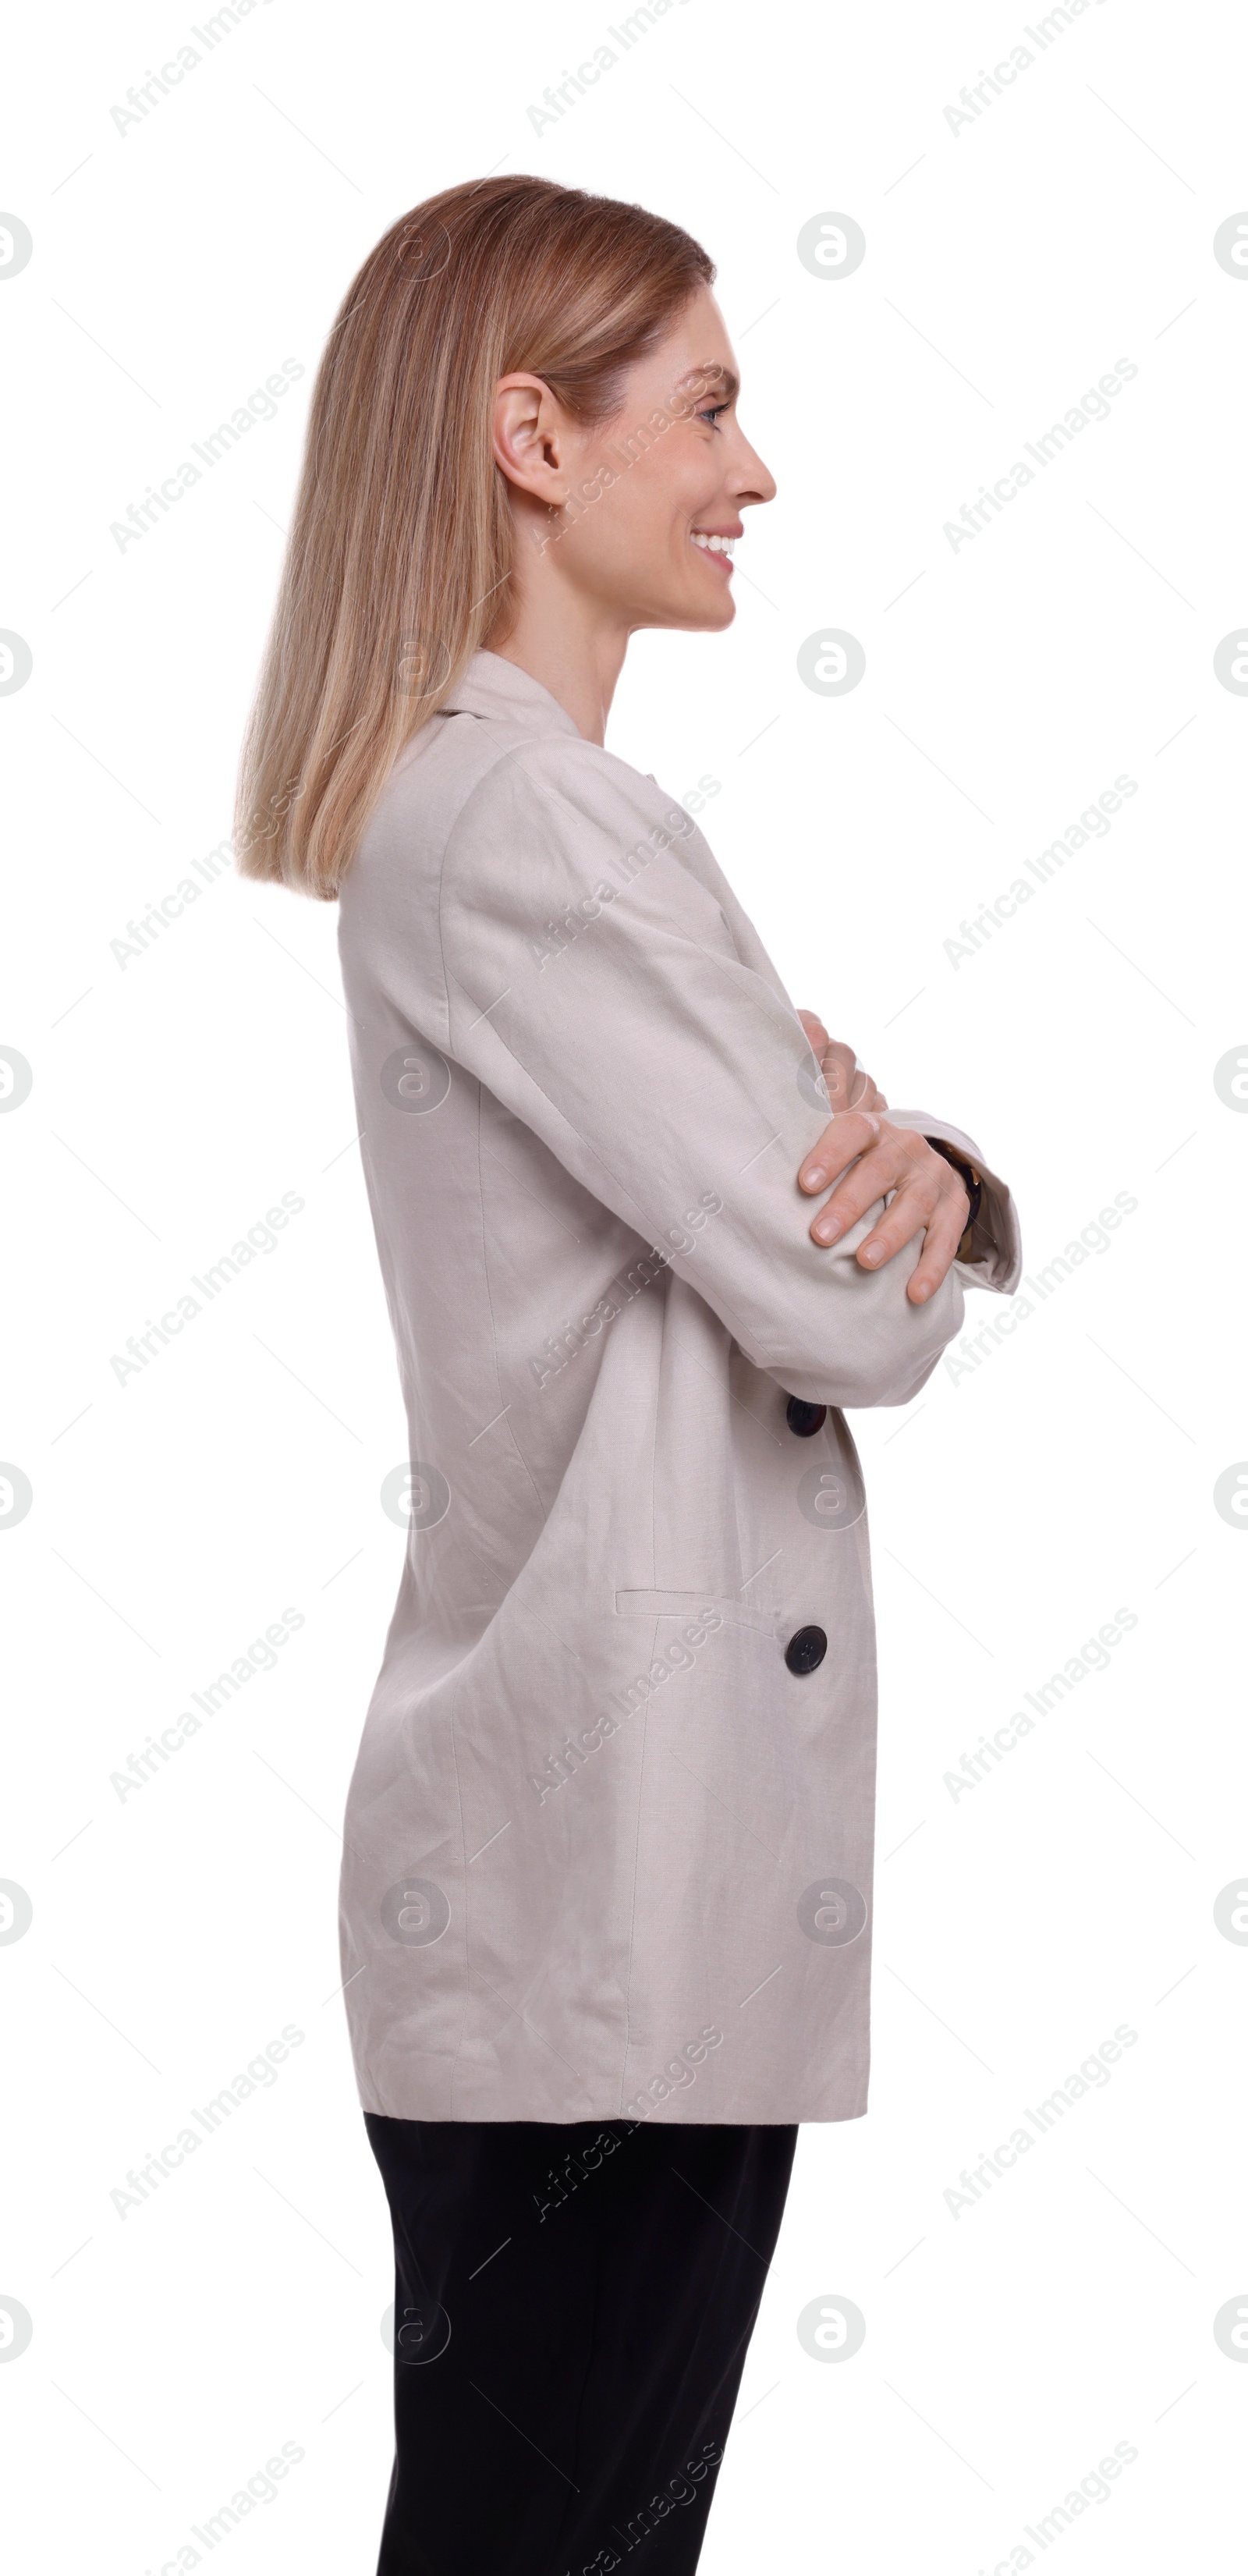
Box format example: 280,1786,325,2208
797,1109,970,1306
796,1010,888,1114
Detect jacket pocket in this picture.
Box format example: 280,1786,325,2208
613,1589,779,1637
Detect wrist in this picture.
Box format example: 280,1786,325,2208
924,1136,983,1260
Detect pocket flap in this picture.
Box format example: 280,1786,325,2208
613,1588,779,1637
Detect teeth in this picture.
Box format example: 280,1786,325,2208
691,532,736,555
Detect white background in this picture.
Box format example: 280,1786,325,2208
3,2,1246,2570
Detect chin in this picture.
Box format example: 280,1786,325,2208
682,591,736,633
644,583,737,635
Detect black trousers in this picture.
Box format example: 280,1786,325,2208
366,2113,797,2576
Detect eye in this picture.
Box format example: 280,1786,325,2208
697,403,729,428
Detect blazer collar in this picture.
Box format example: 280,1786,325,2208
443,650,583,740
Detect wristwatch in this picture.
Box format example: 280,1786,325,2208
924,1137,983,1262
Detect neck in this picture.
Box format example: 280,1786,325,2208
487,521,630,745
488,614,627,747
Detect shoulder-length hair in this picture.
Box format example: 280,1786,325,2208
235,176,714,899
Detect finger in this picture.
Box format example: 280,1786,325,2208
814,1041,881,1114
904,1191,970,1304
832,1148,964,1261
841,1061,882,1113
796,1009,830,1052
853,1179,956,1271
854,1173,966,1283
817,1041,860,1110
810,1150,935,1246
798,1111,881,1194
856,1158,964,1258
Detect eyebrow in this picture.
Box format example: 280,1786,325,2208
672,363,739,405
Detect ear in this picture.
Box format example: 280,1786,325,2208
493,373,570,506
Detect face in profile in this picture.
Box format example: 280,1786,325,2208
495,284,776,637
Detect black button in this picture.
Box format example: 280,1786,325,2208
785,1625,828,1676
785,1396,827,1438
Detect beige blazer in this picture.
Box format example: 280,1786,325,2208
336,651,1020,2125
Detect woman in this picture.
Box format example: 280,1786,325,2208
237,177,1019,2576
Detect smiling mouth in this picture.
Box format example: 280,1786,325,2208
690,531,736,569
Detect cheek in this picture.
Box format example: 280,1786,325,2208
563,470,649,575
562,434,729,608
629,438,719,539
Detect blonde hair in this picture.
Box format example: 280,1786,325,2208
235,176,714,899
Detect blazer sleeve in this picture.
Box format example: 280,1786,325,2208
434,737,1007,1409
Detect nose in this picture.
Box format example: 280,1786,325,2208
732,435,777,508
